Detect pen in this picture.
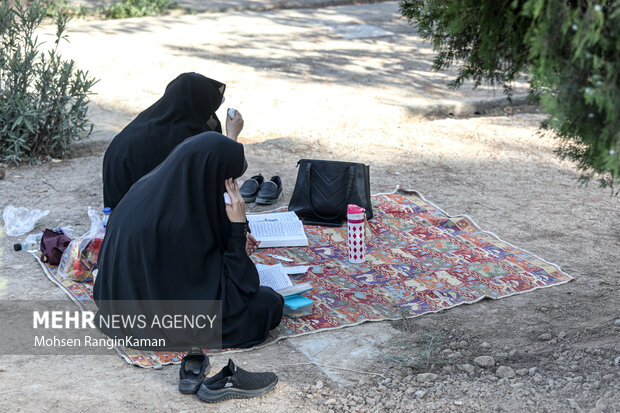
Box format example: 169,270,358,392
268,254,294,262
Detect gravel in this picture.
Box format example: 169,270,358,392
538,333,553,341
474,356,496,368
297,344,620,412
416,373,438,383
496,366,516,379
516,368,529,376
459,364,475,374
2,21,619,407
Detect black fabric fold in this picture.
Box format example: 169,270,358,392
94,132,283,349
103,72,226,210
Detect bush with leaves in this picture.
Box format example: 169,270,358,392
400,0,620,192
0,0,97,165
45,0,175,20
103,0,172,19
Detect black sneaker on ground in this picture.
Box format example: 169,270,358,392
178,348,211,394
196,359,278,403
240,174,264,203
255,176,282,205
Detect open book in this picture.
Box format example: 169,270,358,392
256,264,312,297
247,211,309,248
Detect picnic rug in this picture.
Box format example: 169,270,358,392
33,190,572,368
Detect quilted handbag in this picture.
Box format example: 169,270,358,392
288,159,373,226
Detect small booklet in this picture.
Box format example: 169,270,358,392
256,264,312,297
247,211,309,248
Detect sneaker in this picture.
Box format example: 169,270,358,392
240,174,264,203
178,348,211,394
196,359,278,403
255,176,282,205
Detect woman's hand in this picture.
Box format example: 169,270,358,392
225,109,244,141
224,178,246,223
245,233,260,256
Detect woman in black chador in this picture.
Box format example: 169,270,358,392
93,132,283,348
102,72,244,210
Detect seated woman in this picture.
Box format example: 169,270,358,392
102,72,244,210
93,132,283,349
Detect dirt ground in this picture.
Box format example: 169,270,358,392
1,1,619,412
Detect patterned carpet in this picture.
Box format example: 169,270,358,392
34,191,572,368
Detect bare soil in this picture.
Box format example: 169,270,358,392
0,2,619,412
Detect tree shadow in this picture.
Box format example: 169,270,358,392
160,8,524,99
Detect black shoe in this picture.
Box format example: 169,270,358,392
240,174,264,203
179,348,211,394
196,359,278,403
255,176,282,205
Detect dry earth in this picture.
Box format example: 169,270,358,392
1,1,619,412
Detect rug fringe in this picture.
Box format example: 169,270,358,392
390,188,573,281
29,188,573,368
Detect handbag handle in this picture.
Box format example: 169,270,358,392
305,162,355,221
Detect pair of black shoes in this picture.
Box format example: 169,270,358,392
179,349,278,403
240,174,282,205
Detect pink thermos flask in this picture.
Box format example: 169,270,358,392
347,204,366,263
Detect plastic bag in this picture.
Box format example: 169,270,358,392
57,207,105,282
3,206,50,237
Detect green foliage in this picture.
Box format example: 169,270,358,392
400,0,531,94
46,0,175,20
45,0,92,18
103,0,173,19
0,0,97,165
401,0,620,192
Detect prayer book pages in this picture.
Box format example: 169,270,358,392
247,211,309,248
255,264,312,298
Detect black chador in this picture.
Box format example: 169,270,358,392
94,133,283,349
103,73,226,210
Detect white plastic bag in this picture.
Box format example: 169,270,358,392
86,206,106,240
2,206,50,236
57,207,105,282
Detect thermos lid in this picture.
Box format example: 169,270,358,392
347,204,365,214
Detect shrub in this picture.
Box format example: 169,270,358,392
45,0,92,18
45,0,176,20
103,0,173,19
400,0,620,192
0,0,97,165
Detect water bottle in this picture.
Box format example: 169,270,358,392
102,207,112,229
13,232,43,253
347,204,366,263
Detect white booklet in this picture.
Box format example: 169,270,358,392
247,211,309,248
256,264,312,297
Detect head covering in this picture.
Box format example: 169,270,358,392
94,132,253,349
102,72,226,210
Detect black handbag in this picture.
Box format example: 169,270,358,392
288,159,373,226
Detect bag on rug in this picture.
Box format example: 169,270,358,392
57,207,105,282
40,228,72,266
289,159,373,226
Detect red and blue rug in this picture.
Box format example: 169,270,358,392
34,190,572,367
